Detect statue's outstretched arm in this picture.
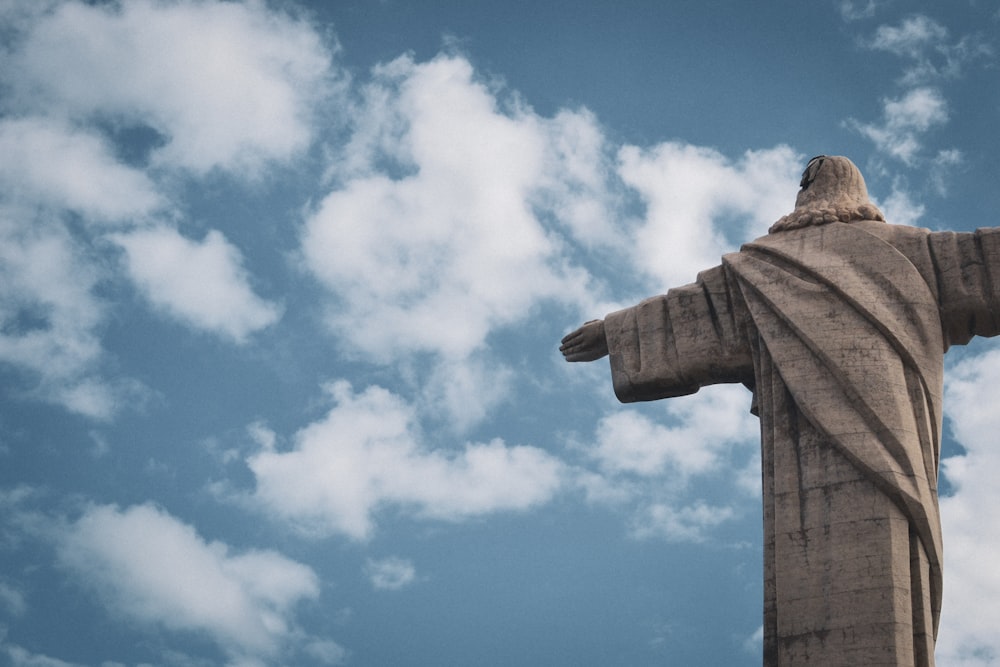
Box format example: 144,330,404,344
559,319,609,362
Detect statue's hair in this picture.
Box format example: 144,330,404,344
769,155,885,233
769,202,885,232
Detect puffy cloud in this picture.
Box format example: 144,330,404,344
850,88,948,163
247,381,566,540
0,117,161,223
111,226,281,343
590,385,756,479
56,503,325,665
301,54,605,363
535,108,623,248
617,143,801,290
364,556,417,591
6,0,337,174
583,386,757,544
0,0,340,418
301,54,798,442
935,347,1000,665
0,212,122,418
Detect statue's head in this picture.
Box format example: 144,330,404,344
769,155,885,233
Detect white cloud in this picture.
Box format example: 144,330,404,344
838,0,878,21
111,226,281,343
870,15,948,59
580,386,757,544
0,117,161,223
617,143,801,290
882,88,949,130
1,642,83,667
865,15,991,84
535,108,622,248
591,386,757,479
247,381,566,540
304,639,348,665
630,500,736,543
0,212,125,418
929,148,963,196
421,355,514,434
848,16,987,175
935,347,1000,665
850,16,987,175
306,52,800,441
0,0,342,418
742,624,764,654
0,580,26,617
364,557,417,591
302,54,604,364
6,0,337,175
850,88,948,163
56,503,324,665
876,186,925,227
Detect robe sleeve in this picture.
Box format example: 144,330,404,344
927,227,1000,346
604,264,753,403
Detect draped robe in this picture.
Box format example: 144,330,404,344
603,220,1000,666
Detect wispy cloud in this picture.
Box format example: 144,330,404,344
869,15,949,60
630,500,736,543
1,642,85,667
849,14,988,169
849,87,948,164
0,580,26,617
838,0,878,22
365,556,418,591
866,15,991,84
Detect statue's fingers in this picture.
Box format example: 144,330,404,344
560,328,583,346
559,339,581,354
566,347,604,362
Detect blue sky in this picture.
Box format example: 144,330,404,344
1,1,999,665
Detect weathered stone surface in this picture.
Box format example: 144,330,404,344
559,155,1000,665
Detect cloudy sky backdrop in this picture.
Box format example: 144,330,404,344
1,1,1000,665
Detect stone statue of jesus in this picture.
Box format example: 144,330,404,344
560,155,1000,666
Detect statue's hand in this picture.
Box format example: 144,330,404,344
559,319,609,362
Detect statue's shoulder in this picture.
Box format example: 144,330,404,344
855,219,932,240
744,221,931,252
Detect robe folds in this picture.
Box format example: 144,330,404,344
603,220,1000,666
